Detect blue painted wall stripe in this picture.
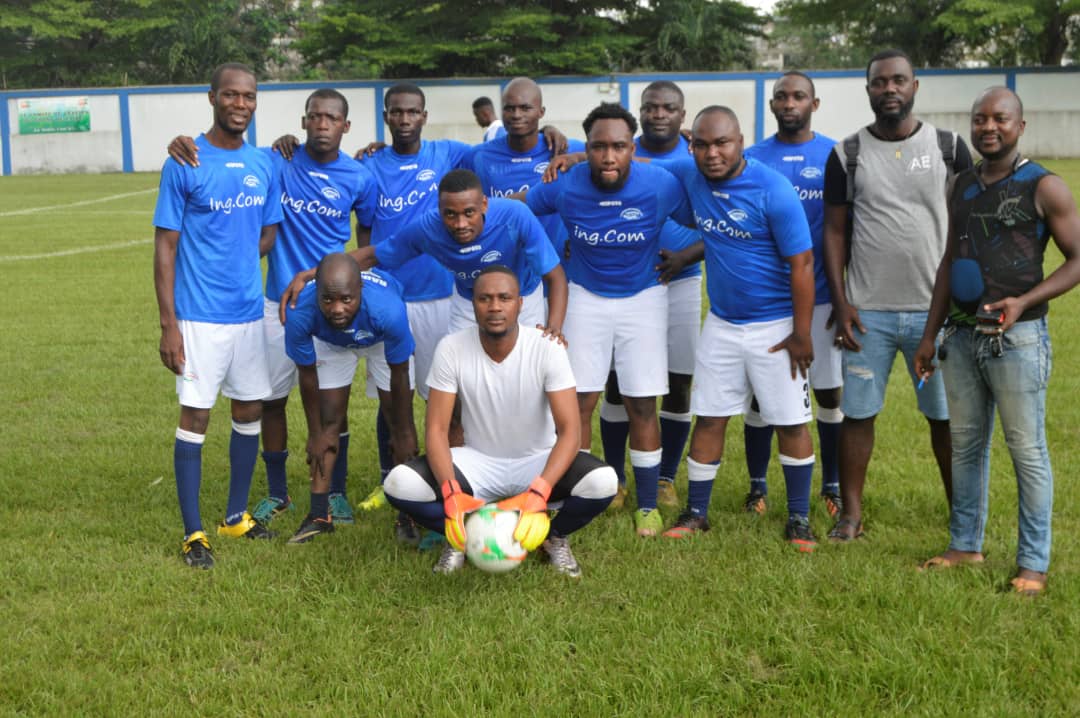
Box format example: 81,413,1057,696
754,77,766,144
1,97,11,176
118,91,133,173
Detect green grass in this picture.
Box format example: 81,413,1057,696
3,164,1080,716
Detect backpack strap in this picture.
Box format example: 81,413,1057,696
936,127,956,170
842,132,860,203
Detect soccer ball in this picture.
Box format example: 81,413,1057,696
464,505,528,573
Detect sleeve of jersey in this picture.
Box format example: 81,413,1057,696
449,140,475,169
374,216,425,269
657,168,694,227
425,337,459,395
525,180,558,217
261,160,285,226
517,204,561,275
380,300,416,366
566,139,587,153
352,165,378,228
542,339,577,393
823,150,848,206
152,159,188,230
283,299,317,367
766,179,813,258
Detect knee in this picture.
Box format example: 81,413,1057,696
383,464,437,502
571,465,618,499
623,396,658,421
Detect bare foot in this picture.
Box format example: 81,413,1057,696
1010,568,1047,596
919,549,985,571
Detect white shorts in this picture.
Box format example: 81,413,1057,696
564,283,668,397
263,299,297,401
368,297,449,400
450,446,548,502
809,302,843,390
315,337,414,394
448,284,546,334
667,275,702,376
176,319,270,409
690,313,812,426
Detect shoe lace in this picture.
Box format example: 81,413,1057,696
545,537,576,566
435,545,462,570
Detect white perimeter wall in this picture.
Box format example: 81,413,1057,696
3,70,1078,175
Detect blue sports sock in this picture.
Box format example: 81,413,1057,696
599,400,630,486
659,411,692,482
780,454,815,518
262,450,289,502
225,421,260,525
174,429,205,536
550,496,611,537
376,412,392,480
310,491,330,520
686,457,720,517
330,432,349,496
744,419,774,495
816,410,842,494
629,448,662,511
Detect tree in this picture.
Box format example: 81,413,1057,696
626,0,764,71
934,0,1080,65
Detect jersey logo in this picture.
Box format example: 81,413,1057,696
225,162,245,169
511,157,533,163
599,200,622,207
243,175,260,188
800,166,822,179
351,329,373,343
459,244,482,254
620,207,643,221
782,155,805,162
308,171,329,180
727,209,748,222
481,250,503,263
321,186,341,200
712,191,729,199
399,163,418,170
534,162,549,175
417,169,436,181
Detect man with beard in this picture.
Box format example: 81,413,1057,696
599,80,703,514
740,71,843,519
521,102,693,538
914,88,1080,596
382,266,617,576
823,49,973,542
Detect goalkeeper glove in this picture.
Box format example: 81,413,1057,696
497,477,552,551
441,478,484,551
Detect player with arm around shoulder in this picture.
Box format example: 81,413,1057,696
382,266,618,576
283,254,418,544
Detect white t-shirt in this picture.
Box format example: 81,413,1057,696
482,119,504,142
427,325,576,458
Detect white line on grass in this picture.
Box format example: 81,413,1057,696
0,188,157,217
0,238,152,263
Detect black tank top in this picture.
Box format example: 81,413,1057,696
950,158,1052,322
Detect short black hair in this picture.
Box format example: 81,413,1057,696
439,168,482,195
210,62,255,91
472,96,494,110
777,70,816,98
694,105,739,125
642,80,684,104
866,49,914,81
475,264,520,290
583,102,638,137
306,88,349,118
384,83,425,110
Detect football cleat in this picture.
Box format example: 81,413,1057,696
743,490,768,515
634,508,664,537
785,515,818,553
394,512,422,546
288,514,335,544
217,512,276,540
606,484,629,512
329,493,355,525
542,535,582,578
251,495,294,524
657,480,680,508
432,543,465,574
662,512,711,538
358,485,388,512
182,531,215,569
821,491,843,519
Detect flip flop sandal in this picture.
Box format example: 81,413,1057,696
827,517,864,542
1010,576,1046,596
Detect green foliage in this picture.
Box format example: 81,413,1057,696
935,0,1080,65
625,0,764,71
3,167,1080,714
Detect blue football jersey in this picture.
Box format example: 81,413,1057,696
744,133,834,304
663,157,812,324
467,132,586,255
264,145,377,301
633,135,702,281
376,198,559,300
359,140,472,302
526,162,692,297
284,270,414,367
153,134,283,324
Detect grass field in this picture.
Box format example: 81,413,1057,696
2,165,1080,716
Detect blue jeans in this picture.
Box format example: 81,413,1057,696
941,318,1053,572
841,310,949,420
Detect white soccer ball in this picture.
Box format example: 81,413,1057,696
464,505,528,573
